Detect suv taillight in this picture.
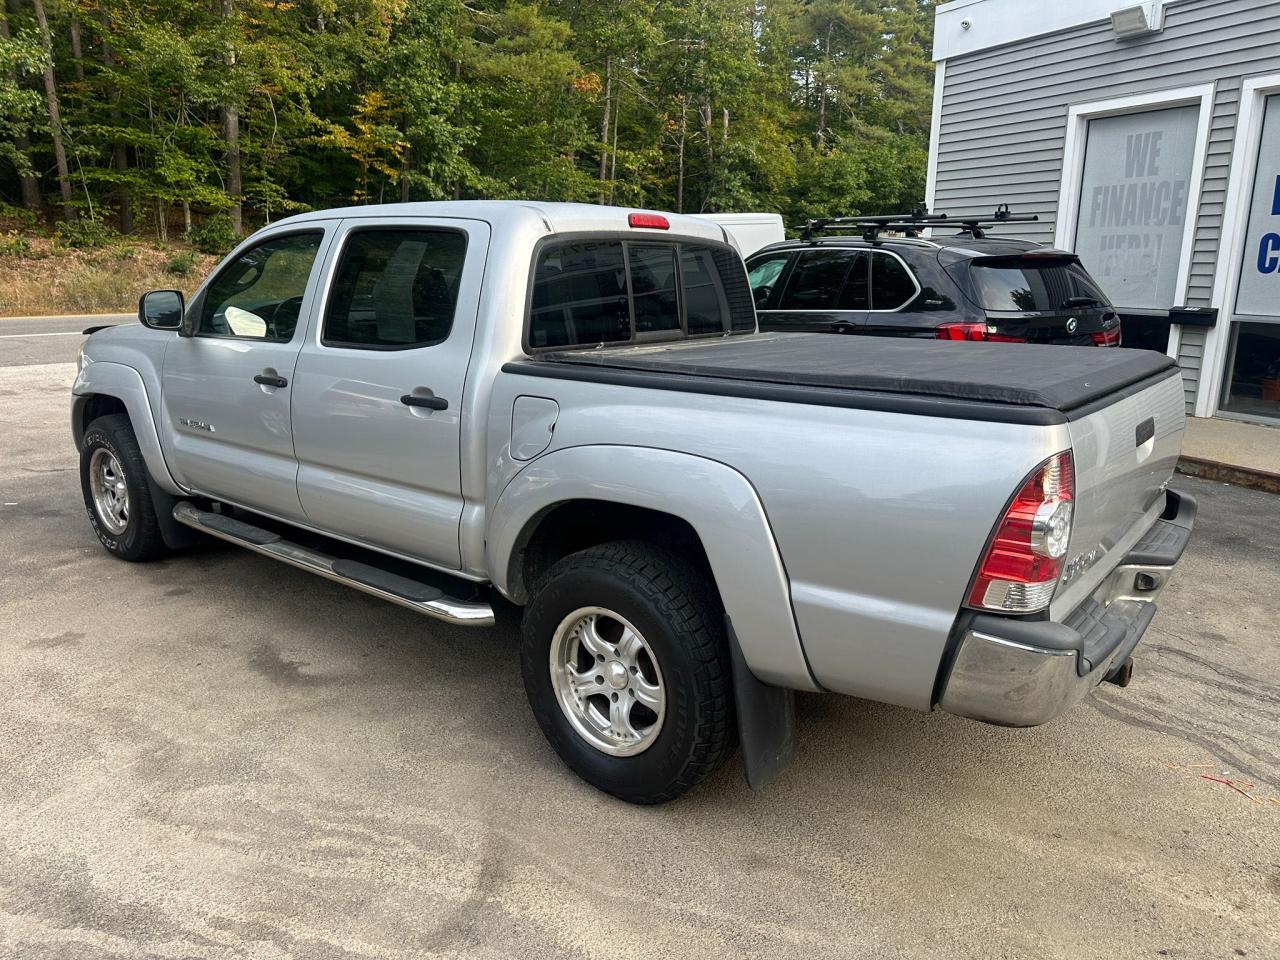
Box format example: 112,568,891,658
936,322,1026,343
1091,327,1121,347
968,451,1075,613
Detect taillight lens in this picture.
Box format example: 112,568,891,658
628,212,669,230
936,321,987,341
1091,327,1121,347
968,451,1075,613
935,322,1026,343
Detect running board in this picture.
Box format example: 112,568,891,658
172,502,495,627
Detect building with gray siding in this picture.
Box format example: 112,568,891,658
927,0,1280,425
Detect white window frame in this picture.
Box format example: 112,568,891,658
1054,83,1216,360
1196,72,1280,419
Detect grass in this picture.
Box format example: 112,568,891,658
0,233,217,317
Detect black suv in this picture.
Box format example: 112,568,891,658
746,211,1122,347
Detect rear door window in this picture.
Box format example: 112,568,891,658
869,252,918,310
778,250,856,310
323,229,466,349
836,252,870,309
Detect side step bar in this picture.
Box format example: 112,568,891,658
172,502,496,627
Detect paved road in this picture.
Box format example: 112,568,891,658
1,336,1278,959
0,314,130,367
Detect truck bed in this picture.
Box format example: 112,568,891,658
506,333,1178,425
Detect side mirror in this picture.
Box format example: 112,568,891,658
138,289,184,331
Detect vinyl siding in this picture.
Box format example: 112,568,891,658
932,0,1280,411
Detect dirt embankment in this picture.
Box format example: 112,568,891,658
0,233,217,318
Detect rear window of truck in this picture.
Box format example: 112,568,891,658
528,239,754,350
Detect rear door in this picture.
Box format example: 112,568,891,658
854,250,927,337
289,218,490,569
160,224,335,521
754,248,868,334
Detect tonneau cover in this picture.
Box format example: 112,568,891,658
538,333,1176,412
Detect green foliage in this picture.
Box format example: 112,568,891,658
166,249,199,275
189,214,239,255
54,218,114,250
0,0,937,229
0,230,33,257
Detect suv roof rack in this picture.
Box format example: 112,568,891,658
801,204,1039,242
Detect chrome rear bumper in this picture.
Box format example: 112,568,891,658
939,489,1196,727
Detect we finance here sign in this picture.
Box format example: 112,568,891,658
1239,95,1280,318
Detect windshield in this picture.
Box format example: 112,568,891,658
969,260,1109,313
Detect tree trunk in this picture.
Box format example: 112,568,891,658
676,99,686,214
69,19,83,82
32,0,74,221
607,89,619,201
97,5,132,233
0,4,41,211
221,0,242,235
597,56,611,201
182,201,191,235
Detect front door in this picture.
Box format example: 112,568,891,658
290,219,490,569
160,225,335,520
754,248,869,334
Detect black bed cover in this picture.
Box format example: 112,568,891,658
515,334,1176,420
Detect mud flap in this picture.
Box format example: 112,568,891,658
727,616,796,792
147,482,204,551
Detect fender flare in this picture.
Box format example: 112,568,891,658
72,361,183,496
488,444,817,692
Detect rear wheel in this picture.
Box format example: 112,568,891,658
80,414,169,562
521,541,734,804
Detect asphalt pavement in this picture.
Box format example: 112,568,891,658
1,318,1277,959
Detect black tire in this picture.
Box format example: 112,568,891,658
521,540,734,804
80,414,169,562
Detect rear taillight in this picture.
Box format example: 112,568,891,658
935,322,1026,343
968,451,1075,613
1091,327,1121,347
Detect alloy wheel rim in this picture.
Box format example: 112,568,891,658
549,606,666,757
89,448,130,536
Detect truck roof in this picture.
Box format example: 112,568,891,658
274,200,730,244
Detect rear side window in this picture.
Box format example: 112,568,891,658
324,229,466,349
529,239,751,349
869,252,918,310
778,250,855,310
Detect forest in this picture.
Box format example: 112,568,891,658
0,0,936,246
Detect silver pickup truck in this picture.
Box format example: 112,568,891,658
72,201,1196,803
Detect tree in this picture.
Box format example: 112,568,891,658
31,0,73,219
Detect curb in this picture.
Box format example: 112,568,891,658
1177,456,1280,494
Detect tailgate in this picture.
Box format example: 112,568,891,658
1051,369,1186,617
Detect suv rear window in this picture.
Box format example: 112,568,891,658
529,239,752,349
969,259,1109,313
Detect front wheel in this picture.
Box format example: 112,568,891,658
79,414,169,562
520,541,735,804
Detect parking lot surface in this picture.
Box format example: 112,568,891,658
2,325,1278,959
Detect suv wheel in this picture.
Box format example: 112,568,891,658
80,414,169,562
521,541,734,804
